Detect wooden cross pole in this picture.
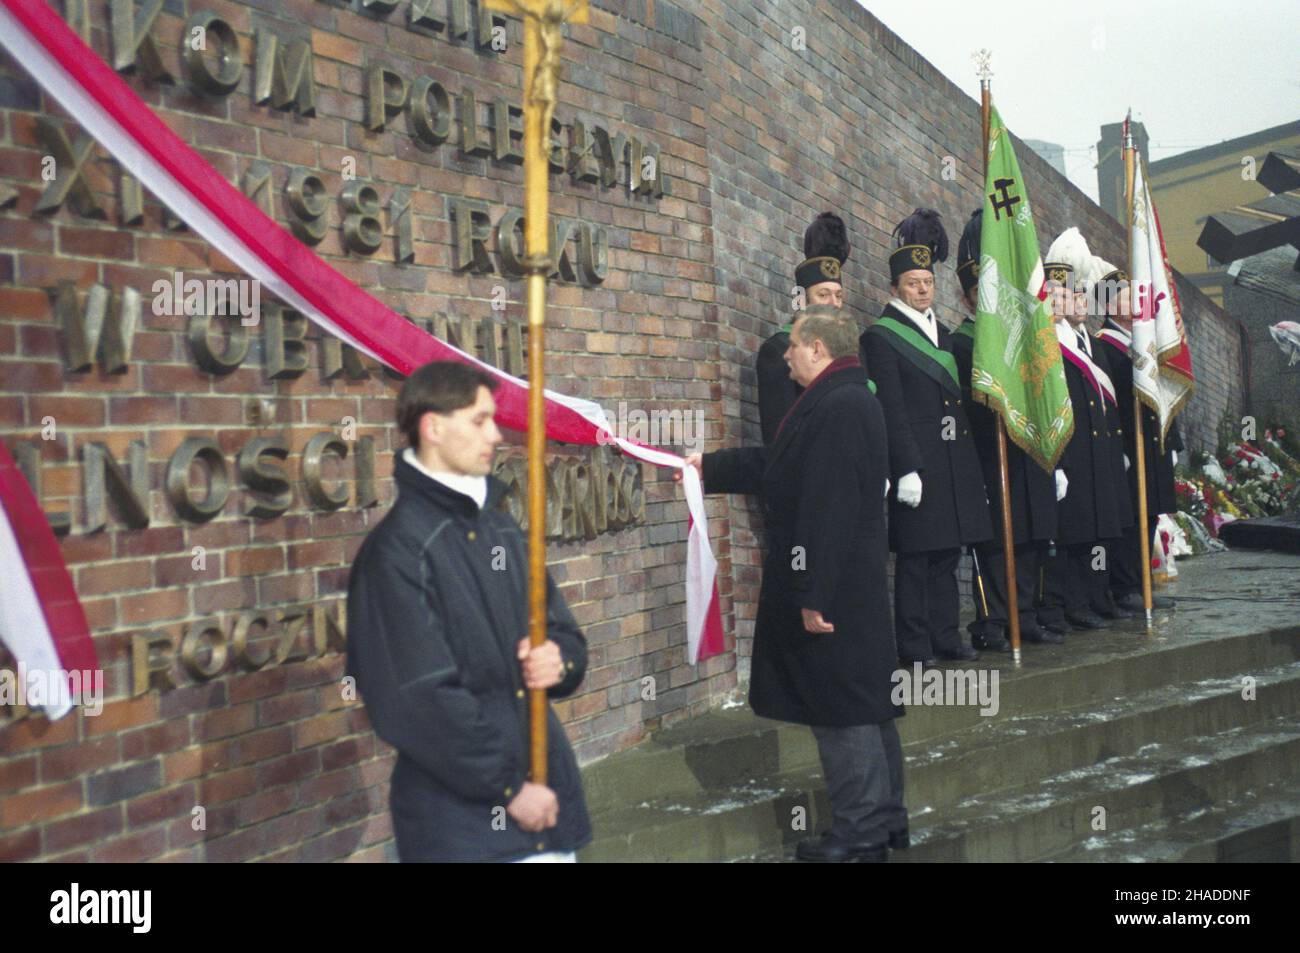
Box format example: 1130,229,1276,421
484,0,589,785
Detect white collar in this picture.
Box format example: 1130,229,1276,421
403,448,487,509
889,297,939,347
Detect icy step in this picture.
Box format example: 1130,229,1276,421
902,659,1300,813
892,712,1300,863
581,772,822,863
1045,780,1300,863
580,627,1300,813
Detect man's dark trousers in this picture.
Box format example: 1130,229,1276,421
895,548,961,661
810,720,907,845
970,541,1041,639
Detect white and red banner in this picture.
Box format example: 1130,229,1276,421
0,0,724,671
0,440,99,719
1129,156,1195,444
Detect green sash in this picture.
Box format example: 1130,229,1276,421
951,320,975,341
870,315,962,397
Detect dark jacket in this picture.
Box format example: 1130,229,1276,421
1056,330,1127,544
1093,340,1135,531
703,362,901,727
860,304,994,552
1097,321,1184,517
951,319,1058,544
346,453,591,862
757,329,802,445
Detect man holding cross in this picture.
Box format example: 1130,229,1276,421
346,362,591,862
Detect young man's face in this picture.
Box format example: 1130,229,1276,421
808,281,844,309
894,270,934,313
422,385,502,476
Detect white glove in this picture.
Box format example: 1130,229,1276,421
897,471,922,508
884,478,891,500
1170,450,1179,467
1054,469,1068,502
1123,453,1131,471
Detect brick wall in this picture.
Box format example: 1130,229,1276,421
0,0,1243,862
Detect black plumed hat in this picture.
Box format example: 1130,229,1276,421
803,212,850,263
795,212,850,290
889,208,949,282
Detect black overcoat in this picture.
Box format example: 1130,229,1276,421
859,305,994,553
1091,340,1135,531
950,319,1059,544
346,454,591,862
1056,336,1126,544
1096,323,1184,516
702,364,901,727
756,329,802,445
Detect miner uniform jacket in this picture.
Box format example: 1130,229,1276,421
860,305,994,553
702,362,901,727
1097,320,1185,515
1055,335,1128,545
346,453,591,862
756,328,802,446
950,319,1059,544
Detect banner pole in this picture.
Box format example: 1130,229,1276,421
980,68,1022,664
1124,112,1154,630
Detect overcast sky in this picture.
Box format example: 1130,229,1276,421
857,0,1300,200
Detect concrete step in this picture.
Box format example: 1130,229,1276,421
580,626,1300,814
580,678,1300,862
734,713,1300,864
1045,780,1300,863
577,551,1300,862
904,660,1300,815
891,712,1300,863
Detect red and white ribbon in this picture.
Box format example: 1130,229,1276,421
0,0,723,665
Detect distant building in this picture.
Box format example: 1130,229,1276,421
1024,139,1067,178
1200,149,1300,424
1096,119,1300,307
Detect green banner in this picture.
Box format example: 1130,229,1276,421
971,105,1074,472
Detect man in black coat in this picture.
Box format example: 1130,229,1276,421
1091,259,1183,612
346,362,591,862
686,306,905,863
949,210,1064,650
1040,265,1130,631
757,212,850,444
861,210,994,666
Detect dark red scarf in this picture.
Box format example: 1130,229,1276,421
774,356,861,441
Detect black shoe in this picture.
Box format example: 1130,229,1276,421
888,829,910,850
936,645,979,662
1040,619,1070,635
1066,611,1107,630
971,632,1010,652
1097,604,1139,620
900,656,938,670
1023,625,1066,645
1117,592,1175,611
795,833,888,863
